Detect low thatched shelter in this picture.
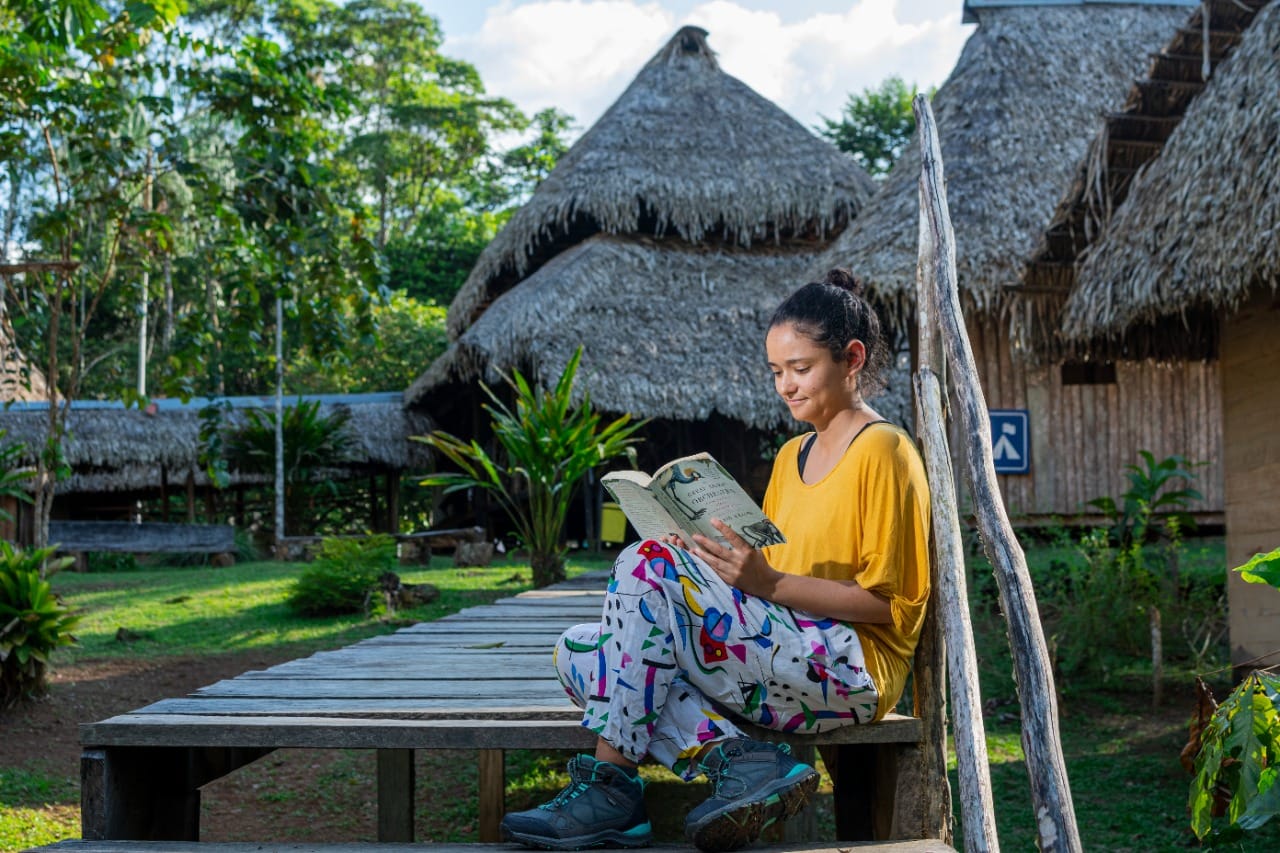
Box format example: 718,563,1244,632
818,2,1222,520
0,394,431,538
1059,0,1280,670
411,26,880,494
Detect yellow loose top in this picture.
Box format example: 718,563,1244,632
761,423,931,720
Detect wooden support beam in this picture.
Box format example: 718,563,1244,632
913,94,1080,852
478,749,505,842
376,748,414,842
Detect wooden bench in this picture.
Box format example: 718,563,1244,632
77,573,950,847
50,521,237,569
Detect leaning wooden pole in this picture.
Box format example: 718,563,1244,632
913,110,999,851
912,94,1081,852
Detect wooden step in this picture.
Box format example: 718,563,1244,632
28,841,956,853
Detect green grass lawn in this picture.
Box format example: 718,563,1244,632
4,540,1277,851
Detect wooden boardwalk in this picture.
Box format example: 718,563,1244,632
78,571,930,847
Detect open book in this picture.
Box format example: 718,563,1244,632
601,453,786,549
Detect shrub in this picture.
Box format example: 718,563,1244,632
287,535,397,616
1188,547,1280,842
0,543,80,707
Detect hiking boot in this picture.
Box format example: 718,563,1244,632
501,754,652,850
684,738,819,853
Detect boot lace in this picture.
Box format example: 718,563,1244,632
541,757,600,810
701,740,792,796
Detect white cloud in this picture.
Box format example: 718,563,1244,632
447,0,971,135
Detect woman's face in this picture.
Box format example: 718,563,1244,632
765,322,864,428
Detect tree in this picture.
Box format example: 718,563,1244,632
0,0,185,551
818,76,926,178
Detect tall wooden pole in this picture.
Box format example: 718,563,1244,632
913,96,999,849
913,94,1080,852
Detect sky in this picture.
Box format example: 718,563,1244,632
421,1,975,139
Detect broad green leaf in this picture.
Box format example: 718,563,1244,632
1237,547,1280,590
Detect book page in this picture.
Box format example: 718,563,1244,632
650,454,786,548
601,476,688,541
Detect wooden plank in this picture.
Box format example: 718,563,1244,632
81,713,923,749
191,679,569,699
35,839,956,852
128,697,583,716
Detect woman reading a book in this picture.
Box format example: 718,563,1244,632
502,268,931,853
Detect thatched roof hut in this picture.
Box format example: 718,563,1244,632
0,395,431,495
811,4,1228,521
818,4,1187,338
445,25,876,339
1025,0,1265,358
1054,1,1280,671
411,235,819,430
1061,0,1280,349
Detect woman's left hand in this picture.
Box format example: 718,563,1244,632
691,519,779,599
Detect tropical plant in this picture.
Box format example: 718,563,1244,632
1188,546,1280,842
287,534,397,616
0,543,79,707
225,400,356,535
417,347,645,587
1086,449,1205,548
1046,452,1209,684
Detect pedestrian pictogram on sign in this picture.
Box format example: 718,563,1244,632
989,409,1030,475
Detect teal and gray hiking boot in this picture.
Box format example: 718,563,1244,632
501,754,652,850
684,738,819,853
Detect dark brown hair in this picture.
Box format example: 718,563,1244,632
768,268,890,396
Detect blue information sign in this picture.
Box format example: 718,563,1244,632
989,409,1030,475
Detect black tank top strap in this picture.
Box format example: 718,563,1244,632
795,420,892,478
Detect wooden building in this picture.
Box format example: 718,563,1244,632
819,0,1220,520
1053,0,1279,670
407,27,888,495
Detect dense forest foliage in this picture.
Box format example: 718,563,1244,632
0,0,572,401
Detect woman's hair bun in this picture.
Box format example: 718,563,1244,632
822,267,864,296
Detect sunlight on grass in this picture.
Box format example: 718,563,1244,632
50,555,614,664
0,767,79,852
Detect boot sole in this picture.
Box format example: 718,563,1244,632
687,767,820,853
502,824,653,851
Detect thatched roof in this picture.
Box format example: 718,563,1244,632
446,25,876,339
1,318,47,402
1024,0,1266,357
816,4,1186,339
0,395,432,495
412,236,817,430
1061,0,1280,349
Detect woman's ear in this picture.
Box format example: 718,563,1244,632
844,340,867,374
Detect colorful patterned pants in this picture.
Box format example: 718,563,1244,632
553,540,879,780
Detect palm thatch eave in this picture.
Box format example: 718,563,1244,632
413,235,832,431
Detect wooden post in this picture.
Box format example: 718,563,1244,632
387,471,401,536
478,749,505,842
914,99,999,853
913,94,1081,852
